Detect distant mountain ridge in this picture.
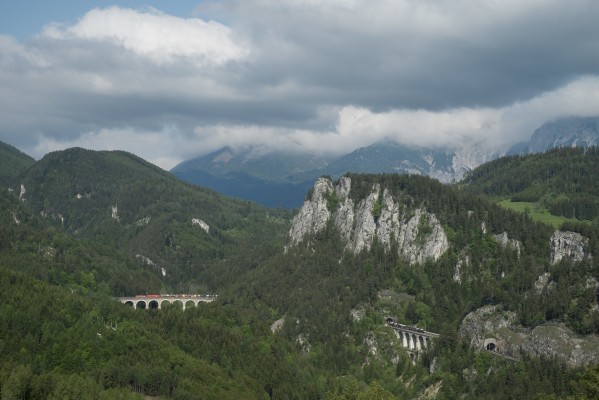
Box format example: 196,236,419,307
509,117,599,154
173,116,599,208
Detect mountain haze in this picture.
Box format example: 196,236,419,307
510,117,599,155
173,116,599,208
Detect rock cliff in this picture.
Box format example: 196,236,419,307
458,305,599,367
493,232,522,257
288,177,449,264
550,230,590,264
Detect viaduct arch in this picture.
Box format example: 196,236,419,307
117,294,217,310
386,318,439,351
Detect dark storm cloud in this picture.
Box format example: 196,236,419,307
225,0,599,110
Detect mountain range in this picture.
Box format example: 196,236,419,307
2,137,599,398
172,116,599,208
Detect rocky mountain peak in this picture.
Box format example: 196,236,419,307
528,117,599,154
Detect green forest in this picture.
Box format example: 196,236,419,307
1,144,598,399
464,147,599,222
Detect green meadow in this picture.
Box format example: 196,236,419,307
497,199,585,228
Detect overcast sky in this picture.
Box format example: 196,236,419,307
1,0,599,169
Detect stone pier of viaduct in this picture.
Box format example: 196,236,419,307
117,294,217,310
386,318,439,351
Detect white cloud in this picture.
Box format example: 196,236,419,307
41,6,248,66
188,76,599,157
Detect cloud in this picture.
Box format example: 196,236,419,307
41,6,247,66
0,2,599,169
188,76,599,160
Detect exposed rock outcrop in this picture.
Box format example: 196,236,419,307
136,216,151,226
11,211,20,225
458,305,519,352
287,177,449,265
534,272,555,294
192,218,210,233
459,305,599,367
288,177,334,247
550,230,590,264
19,184,26,202
271,318,285,334
136,254,166,276
453,253,469,284
493,232,522,257
111,205,119,222
520,324,599,367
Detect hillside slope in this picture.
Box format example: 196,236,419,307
3,146,599,399
0,141,35,186
241,172,599,398
463,147,599,221
12,147,291,292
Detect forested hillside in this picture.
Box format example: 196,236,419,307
463,147,599,222
1,144,599,399
0,147,321,398
11,147,290,293
0,141,34,186
239,173,599,398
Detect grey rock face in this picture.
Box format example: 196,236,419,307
351,186,380,253
453,253,469,284
288,177,449,264
534,272,554,294
520,324,599,367
493,232,522,257
396,209,449,265
458,305,519,351
288,177,334,247
550,230,590,264
333,176,355,243
375,189,401,251
459,305,599,367
527,117,599,154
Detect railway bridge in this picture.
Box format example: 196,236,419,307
117,294,217,310
386,318,439,351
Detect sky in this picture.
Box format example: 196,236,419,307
1,0,599,169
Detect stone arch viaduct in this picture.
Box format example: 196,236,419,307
386,318,439,351
117,294,217,310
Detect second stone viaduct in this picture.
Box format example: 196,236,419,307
386,318,440,351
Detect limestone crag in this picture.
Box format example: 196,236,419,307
333,177,355,243
288,177,449,265
453,252,469,284
288,177,334,247
493,232,522,257
397,209,448,265
459,305,599,367
520,324,599,367
458,305,519,352
350,186,379,253
375,188,401,251
550,230,590,264
534,272,555,294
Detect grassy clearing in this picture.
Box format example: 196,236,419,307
497,200,582,228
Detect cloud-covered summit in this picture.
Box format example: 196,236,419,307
1,1,599,168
